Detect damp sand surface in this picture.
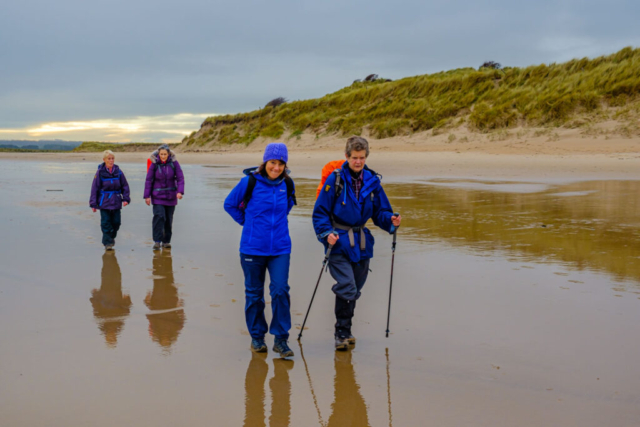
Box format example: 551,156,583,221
1,160,640,427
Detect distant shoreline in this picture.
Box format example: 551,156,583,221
3,138,640,181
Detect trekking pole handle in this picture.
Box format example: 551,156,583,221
325,244,334,259
324,243,334,271
392,213,399,247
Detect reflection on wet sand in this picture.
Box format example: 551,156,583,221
384,180,640,288
292,178,640,289
327,351,371,427
243,353,294,427
144,251,185,352
90,252,132,348
298,343,374,427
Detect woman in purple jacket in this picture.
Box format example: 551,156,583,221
144,145,185,250
90,150,131,250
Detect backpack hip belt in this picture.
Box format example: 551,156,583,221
153,187,177,192
332,222,366,250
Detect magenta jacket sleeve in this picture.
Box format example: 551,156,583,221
120,171,131,204
89,172,100,208
143,164,155,199
175,161,185,194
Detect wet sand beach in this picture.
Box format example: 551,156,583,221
1,157,640,426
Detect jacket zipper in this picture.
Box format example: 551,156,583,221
270,186,276,253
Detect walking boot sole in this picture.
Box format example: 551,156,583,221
273,347,294,358
251,345,268,353
335,342,349,351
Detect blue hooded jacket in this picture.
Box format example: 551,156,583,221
312,162,395,262
224,168,296,256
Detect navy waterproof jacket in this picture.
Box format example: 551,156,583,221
312,162,395,262
224,169,295,256
89,163,131,210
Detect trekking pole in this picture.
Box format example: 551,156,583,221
385,216,399,338
298,242,334,341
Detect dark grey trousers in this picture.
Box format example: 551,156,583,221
327,253,370,338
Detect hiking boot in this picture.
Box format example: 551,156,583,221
273,338,294,358
153,242,161,250
346,334,356,345
335,335,349,351
104,244,114,251
162,243,171,249
251,338,267,353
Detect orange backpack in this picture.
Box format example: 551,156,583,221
316,160,344,199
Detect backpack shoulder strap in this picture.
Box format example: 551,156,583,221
333,168,343,198
240,174,257,210
284,176,297,206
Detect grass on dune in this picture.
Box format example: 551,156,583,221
72,142,178,153
185,47,640,146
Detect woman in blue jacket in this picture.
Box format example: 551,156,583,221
224,143,296,358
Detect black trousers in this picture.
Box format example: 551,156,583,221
152,205,175,243
100,209,121,246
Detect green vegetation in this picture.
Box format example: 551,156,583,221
185,47,640,147
73,142,177,153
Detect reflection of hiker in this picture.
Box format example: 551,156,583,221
243,353,294,427
143,144,185,250
89,150,131,250
312,136,401,350
327,351,370,427
144,251,185,351
224,143,296,358
90,252,132,347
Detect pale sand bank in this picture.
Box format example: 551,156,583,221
3,127,640,180
3,151,640,181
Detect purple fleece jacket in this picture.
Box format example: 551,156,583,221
89,163,131,210
143,153,185,206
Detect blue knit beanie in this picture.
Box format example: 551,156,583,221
263,142,288,164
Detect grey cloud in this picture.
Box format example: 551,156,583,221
1,0,639,132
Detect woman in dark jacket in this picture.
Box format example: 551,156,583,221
90,150,131,250
143,144,185,250
224,143,296,358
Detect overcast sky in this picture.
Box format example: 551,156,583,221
1,0,638,142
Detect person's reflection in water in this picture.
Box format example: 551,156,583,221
327,351,370,427
269,359,294,426
90,252,132,348
243,353,294,427
144,251,185,353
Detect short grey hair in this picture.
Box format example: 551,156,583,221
157,144,171,155
102,150,115,159
345,136,369,157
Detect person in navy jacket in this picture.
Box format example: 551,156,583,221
312,136,401,350
89,150,131,250
224,143,296,358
